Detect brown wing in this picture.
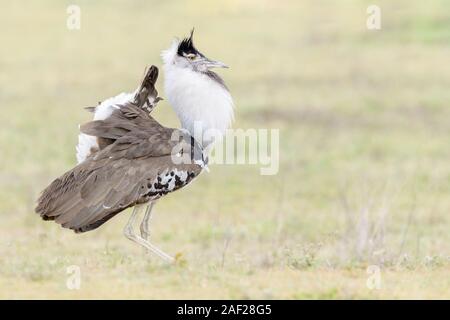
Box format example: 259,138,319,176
35,105,204,233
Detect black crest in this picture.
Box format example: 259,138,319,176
177,29,199,56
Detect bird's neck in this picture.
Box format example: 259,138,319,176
163,65,234,149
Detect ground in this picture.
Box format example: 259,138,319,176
0,0,449,299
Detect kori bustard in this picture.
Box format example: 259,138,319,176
35,31,234,263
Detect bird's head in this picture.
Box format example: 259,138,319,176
161,29,234,149
162,29,228,72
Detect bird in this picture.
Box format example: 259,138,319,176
35,30,234,263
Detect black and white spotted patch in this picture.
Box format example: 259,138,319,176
143,168,196,200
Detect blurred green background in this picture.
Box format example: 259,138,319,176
0,0,449,298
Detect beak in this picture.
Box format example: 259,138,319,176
204,58,229,69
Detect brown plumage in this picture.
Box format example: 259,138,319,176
35,66,204,234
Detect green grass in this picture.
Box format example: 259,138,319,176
0,0,449,299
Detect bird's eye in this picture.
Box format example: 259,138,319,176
186,54,196,60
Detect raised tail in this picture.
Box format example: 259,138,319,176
133,65,163,113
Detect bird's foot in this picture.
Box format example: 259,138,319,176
173,252,187,267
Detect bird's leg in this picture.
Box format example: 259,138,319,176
123,204,174,263
123,205,142,239
140,201,155,240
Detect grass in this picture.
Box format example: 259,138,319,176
0,0,449,299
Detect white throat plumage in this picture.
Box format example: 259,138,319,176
161,40,234,149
